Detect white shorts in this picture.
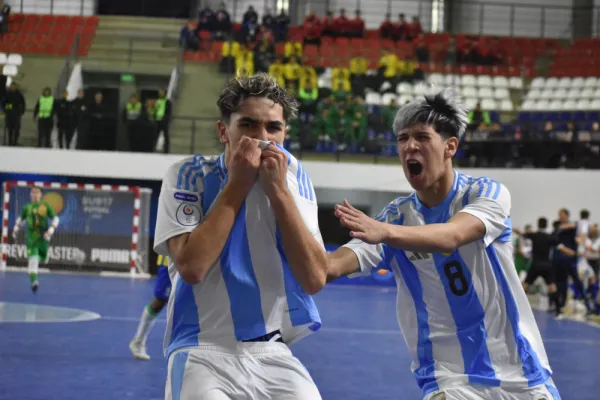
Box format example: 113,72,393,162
165,342,322,400
424,378,560,400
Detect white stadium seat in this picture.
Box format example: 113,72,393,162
461,74,477,86
545,77,559,88
567,88,580,99
530,77,545,89
527,88,541,100
557,77,572,89
535,100,549,111
571,77,584,88
594,88,600,98
428,73,444,86
494,87,510,99
581,87,594,98
499,99,513,111
493,76,509,88
2,64,18,77
540,88,554,99
0,53,6,64
548,99,563,110
396,82,413,95
477,75,492,87
7,53,22,66
462,86,477,98
520,99,536,111
509,76,523,89
413,83,428,96
481,98,497,110
552,88,567,99
381,93,397,106
444,74,458,86
591,99,600,109
464,97,478,110
584,76,598,87
576,99,591,110
365,92,381,105
317,76,331,90
398,94,413,105
477,87,493,98
562,99,577,110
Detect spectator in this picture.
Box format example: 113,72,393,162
315,107,336,149
347,109,367,150
216,2,230,23
87,92,111,151
467,102,491,130
378,49,399,87
33,87,55,148
213,8,232,41
300,64,317,89
0,0,10,36
268,56,286,87
399,56,423,82
236,44,255,75
331,67,351,99
242,5,258,24
409,16,422,39
393,14,410,41
73,89,88,149
349,52,368,95
348,10,365,38
2,82,25,146
321,10,335,37
254,36,275,73
123,94,143,152
56,89,75,149
284,56,302,87
180,21,200,51
298,80,319,116
241,16,259,43
414,34,429,63
304,11,319,26
262,8,276,32
141,98,158,152
379,13,394,39
286,80,298,98
284,41,302,60
197,5,215,32
275,9,290,42
155,89,172,154
303,20,321,45
445,37,457,65
333,8,349,37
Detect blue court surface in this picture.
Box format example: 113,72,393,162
0,271,598,400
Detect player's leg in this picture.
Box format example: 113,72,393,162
130,267,171,360
489,378,560,400
26,236,41,292
522,264,541,295
553,261,569,317
423,385,489,400
567,262,592,312
540,263,560,315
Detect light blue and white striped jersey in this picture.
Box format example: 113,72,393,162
345,171,552,396
154,149,323,359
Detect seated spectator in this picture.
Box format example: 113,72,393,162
393,14,410,41
379,13,394,39
284,56,303,87
304,11,319,26
349,53,368,95
315,108,336,146
414,34,429,63
0,1,10,36
467,102,490,130
347,96,366,116
236,44,255,75
378,49,399,86
213,10,232,41
222,40,241,58
268,56,286,87
300,65,318,89
257,25,274,43
275,9,291,42
399,56,423,82
298,79,319,116
409,16,422,39
197,5,215,32
542,121,554,139
333,8,350,37
445,37,457,65
287,81,298,98
284,41,303,61
243,5,258,24
348,109,367,149
321,10,335,37
242,17,259,43
254,38,275,73
348,10,365,38
332,66,351,98
304,20,322,45
180,21,200,51
487,37,504,65
262,8,277,32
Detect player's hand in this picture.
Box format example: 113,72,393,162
227,136,262,193
43,231,52,241
259,144,288,198
335,200,390,244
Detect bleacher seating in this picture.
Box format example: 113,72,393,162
0,14,99,56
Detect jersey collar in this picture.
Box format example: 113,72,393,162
413,170,459,223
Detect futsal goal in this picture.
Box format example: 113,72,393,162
1,181,152,275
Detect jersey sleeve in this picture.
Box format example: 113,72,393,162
342,239,384,277
153,159,205,256
45,202,57,218
286,154,324,249
20,205,27,220
459,179,511,247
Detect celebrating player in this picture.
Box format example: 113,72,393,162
155,73,327,399
129,254,172,361
327,88,561,399
11,186,59,292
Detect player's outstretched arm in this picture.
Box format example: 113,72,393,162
326,247,361,282
260,146,328,294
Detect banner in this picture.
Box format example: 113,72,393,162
6,186,136,271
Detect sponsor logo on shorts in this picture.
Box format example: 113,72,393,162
176,203,202,226
174,192,199,202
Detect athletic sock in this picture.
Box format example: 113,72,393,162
134,305,158,343
549,292,560,316
28,273,37,285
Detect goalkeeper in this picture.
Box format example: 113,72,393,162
11,186,59,292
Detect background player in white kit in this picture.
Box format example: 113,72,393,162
154,73,328,400
326,88,560,400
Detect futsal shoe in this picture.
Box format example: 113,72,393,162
129,339,150,361
31,281,39,293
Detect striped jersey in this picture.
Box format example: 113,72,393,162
344,171,552,396
154,149,323,358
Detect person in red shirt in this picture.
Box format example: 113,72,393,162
304,20,322,45
409,16,422,40
321,10,335,37
349,9,365,38
333,8,350,37
379,13,394,39
304,11,319,26
393,13,410,41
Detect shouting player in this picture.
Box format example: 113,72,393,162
129,254,172,360
327,88,560,399
11,186,59,292
155,73,327,399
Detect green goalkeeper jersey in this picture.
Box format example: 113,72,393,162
20,201,57,239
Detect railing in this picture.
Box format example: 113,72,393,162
9,0,95,16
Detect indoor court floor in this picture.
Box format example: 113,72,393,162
0,270,598,400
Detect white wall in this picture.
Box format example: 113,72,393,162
6,0,95,16
451,0,572,38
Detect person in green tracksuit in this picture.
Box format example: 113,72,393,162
11,186,60,293
33,87,55,148
346,110,367,146
123,94,143,152
155,89,172,154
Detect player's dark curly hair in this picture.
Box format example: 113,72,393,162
217,72,299,123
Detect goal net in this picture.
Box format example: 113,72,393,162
1,181,152,275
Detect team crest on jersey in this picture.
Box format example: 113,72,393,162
176,203,201,226
37,204,47,217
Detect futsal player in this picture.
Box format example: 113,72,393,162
514,217,561,315
326,88,561,399
129,254,172,361
154,73,327,399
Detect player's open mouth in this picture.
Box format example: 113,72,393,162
407,160,423,176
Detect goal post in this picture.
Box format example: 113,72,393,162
1,181,152,275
